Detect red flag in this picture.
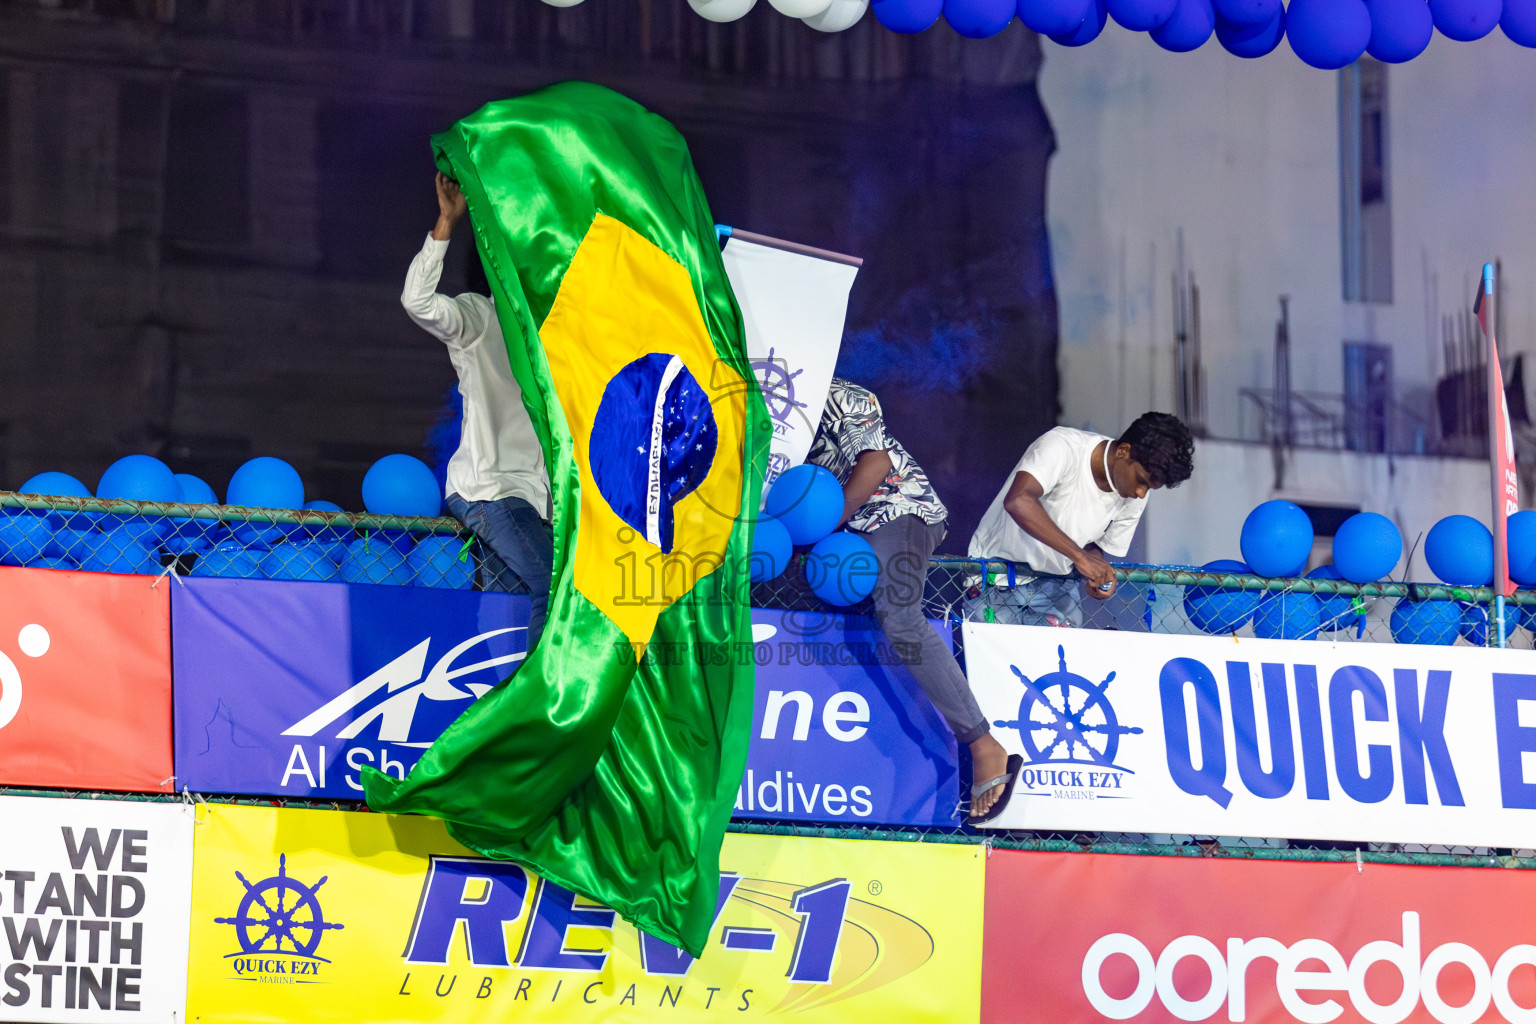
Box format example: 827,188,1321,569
1476,262,1518,599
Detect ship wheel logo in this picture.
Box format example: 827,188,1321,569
751,347,808,427
993,645,1143,769
215,854,345,961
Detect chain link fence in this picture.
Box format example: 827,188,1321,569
4,490,1533,868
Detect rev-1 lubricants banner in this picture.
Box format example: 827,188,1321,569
0,566,173,792
737,609,959,826
172,577,960,826
0,795,193,1023
983,850,1536,1024
963,621,1536,846
171,577,532,799
186,803,982,1023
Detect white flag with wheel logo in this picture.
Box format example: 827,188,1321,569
721,236,858,494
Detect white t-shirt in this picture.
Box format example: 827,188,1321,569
401,235,550,514
967,427,1145,575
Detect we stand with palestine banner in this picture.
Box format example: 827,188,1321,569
965,621,1536,846
185,803,982,1024
0,795,193,1023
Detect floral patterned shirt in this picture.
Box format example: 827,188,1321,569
806,378,949,534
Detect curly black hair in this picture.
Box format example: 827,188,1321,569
1117,412,1194,489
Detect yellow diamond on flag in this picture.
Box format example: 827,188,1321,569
539,212,747,653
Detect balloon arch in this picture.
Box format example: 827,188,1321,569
540,0,1536,68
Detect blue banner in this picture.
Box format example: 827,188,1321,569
171,579,959,825
739,609,959,826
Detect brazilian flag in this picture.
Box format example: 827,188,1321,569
363,82,768,956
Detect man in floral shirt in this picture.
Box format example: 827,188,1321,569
806,378,1018,823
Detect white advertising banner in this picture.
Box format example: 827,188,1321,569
721,236,857,491
963,621,1536,847
0,795,193,1023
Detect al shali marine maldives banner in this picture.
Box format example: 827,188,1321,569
0,566,173,792
983,850,1536,1024
186,803,982,1023
964,621,1536,847
0,794,193,1023
172,577,959,825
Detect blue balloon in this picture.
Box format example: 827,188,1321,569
873,0,944,31
1253,591,1322,640
1240,500,1314,577
50,527,96,565
1425,514,1493,586
1151,0,1215,49
1051,0,1108,42
228,457,304,509
805,532,881,607
945,0,1016,35
1504,0,1536,44
192,543,262,579
408,536,475,590
261,543,342,583
19,471,96,530
0,515,50,566
175,474,218,505
1430,0,1500,40
97,455,178,504
764,465,844,546
1508,509,1536,585
30,557,72,571
1332,511,1402,582
1459,601,1520,645
1183,558,1260,633
1390,598,1461,646
299,499,353,547
1365,0,1434,60
1108,0,1176,31
18,472,91,498
1214,0,1278,23
1287,0,1371,68
80,529,161,576
228,456,303,546
750,516,793,583
1019,0,1094,32
363,454,442,519
1307,564,1364,632
1216,3,1284,55
341,537,412,586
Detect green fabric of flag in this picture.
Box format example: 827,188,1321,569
363,81,768,957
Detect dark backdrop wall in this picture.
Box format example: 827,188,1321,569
0,0,1058,540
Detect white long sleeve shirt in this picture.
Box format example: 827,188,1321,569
401,234,549,514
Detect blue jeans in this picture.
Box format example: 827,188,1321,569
445,493,553,652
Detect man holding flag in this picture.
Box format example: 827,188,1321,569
364,82,768,957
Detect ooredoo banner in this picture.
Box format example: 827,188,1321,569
0,566,173,792
983,849,1536,1024
964,621,1536,847
0,794,194,1023
186,802,983,1023
172,578,959,826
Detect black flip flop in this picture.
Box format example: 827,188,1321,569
966,753,1024,826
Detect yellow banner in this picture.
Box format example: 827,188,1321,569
186,804,982,1023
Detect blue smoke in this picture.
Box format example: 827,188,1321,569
837,299,995,393
425,383,463,495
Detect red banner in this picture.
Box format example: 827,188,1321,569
0,565,173,791
983,850,1536,1023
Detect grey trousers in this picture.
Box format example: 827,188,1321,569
859,515,990,745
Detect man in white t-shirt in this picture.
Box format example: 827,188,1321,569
967,412,1194,626
402,173,553,649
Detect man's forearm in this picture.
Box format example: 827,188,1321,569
431,214,458,242
1005,493,1092,569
